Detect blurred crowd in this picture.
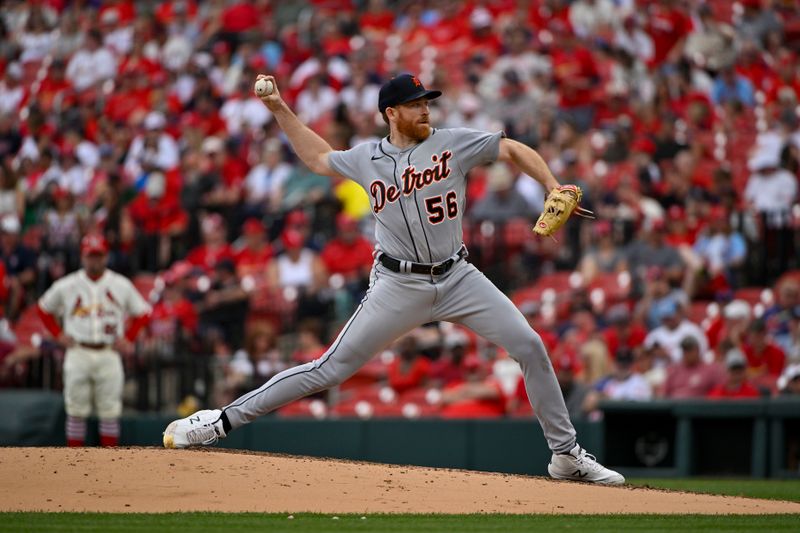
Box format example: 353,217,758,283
0,0,799,418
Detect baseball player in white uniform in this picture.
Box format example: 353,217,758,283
38,234,151,447
164,74,624,484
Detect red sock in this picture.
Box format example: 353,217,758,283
66,416,86,447
99,418,120,447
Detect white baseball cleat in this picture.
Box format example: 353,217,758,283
548,444,625,485
163,409,226,449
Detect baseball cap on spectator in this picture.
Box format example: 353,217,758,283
748,150,780,172
462,354,483,371
0,216,19,234
723,299,751,321
81,233,109,255
470,7,492,29
242,218,265,235
336,213,358,232
653,299,679,322
52,187,71,201
593,220,612,238
164,260,193,285
202,136,224,154
553,355,574,373
281,229,305,249
667,205,684,220
444,329,469,349
378,74,442,113
144,111,166,131
606,303,630,324
487,162,514,191
285,210,308,228
777,364,800,391
724,348,747,369
631,137,656,155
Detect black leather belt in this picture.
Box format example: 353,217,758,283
379,247,467,276
78,342,111,350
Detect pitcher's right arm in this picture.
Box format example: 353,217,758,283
254,75,341,178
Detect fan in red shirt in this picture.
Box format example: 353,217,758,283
644,0,692,67
148,262,198,341
387,333,432,394
98,0,136,25
35,59,73,114
707,348,762,399
743,318,786,385
186,213,235,273
321,214,373,283
221,1,262,33
234,218,273,279
359,0,395,37
602,305,647,358
548,19,600,132
128,170,187,234
440,355,506,419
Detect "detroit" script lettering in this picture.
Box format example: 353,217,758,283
370,151,452,214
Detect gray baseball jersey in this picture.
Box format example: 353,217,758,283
222,128,577,453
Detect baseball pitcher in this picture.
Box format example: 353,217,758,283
164,74,623,484
38,234,151,446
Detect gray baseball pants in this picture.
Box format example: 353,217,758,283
223,259,577,454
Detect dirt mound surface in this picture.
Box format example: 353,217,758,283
1,447,798,514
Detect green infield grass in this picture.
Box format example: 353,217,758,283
629,478,800,502
1,513,799,533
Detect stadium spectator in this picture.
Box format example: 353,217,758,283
233,218,273,279
584,348,653,412
513,354,589,420
266,228,329,322
320,213,373,304
197,258,248,349
440,355,506,419
707,299,752,351
689,206,747,298
743,319,786,388
65,29,117,93
387,332,432,395
0,215,35,320
707,348,762,399
290,320,327,364
186,212,235,273
242,138,291,220
123,111,180,180
644,299,708,365
662,336,725,399
469,162,530,223
578,221,627,283
778,364,800,396
763,280,800,353
430,328,471,388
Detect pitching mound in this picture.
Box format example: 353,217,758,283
1,447,798,514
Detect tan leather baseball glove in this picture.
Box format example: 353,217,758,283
532,184,594,237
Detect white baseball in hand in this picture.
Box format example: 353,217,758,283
254,78,274,96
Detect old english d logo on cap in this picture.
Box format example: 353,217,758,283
378,74,442,113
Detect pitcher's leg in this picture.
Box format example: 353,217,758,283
435,263,576,453
223,269,432,429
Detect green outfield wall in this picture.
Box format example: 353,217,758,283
2,391,798,478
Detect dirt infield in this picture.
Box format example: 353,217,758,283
1,447,799,514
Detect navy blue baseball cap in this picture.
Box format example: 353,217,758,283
378,74,442,113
